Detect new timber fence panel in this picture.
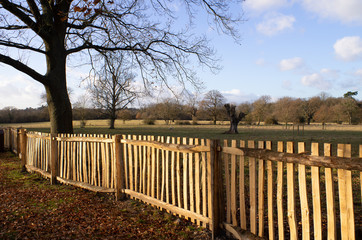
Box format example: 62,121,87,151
119,135,214,230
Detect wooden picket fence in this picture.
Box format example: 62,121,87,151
2,128,362,239
2,127,20,154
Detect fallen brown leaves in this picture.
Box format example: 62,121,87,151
0,152,212,239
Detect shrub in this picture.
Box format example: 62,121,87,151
176,120,191,125
143,118,155,125
80,119,87,128
265,117,278,125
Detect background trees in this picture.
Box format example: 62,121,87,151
1,92,361,126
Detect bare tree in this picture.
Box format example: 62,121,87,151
88,54,135,129
117,109,133,124
252,95,271,125
340,97,359,125
145,99,183,125
200,90,226,125
73,94,89,128
0,1,242,133
301,96,322,125
185,93,200,123
274,97,303,128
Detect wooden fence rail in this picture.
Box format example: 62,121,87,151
2,128,362,240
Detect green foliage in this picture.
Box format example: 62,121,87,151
343,91,358,98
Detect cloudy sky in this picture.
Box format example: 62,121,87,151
0,0,362,109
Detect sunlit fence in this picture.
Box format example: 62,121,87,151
2,127,361,239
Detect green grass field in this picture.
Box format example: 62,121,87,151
2,119,362,156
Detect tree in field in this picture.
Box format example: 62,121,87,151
147,99,184,124
314,97,342,127
200,90,226,125
273,97,303,128
0,1,242,133
73,94,90,128
252,95,271,125
117,109,133,124
224,103,245,134
185,93,200,123
301,96,322,125
88,54,136,129
340,91,359,125
237,102,253,124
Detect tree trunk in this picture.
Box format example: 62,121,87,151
45,31,73,134
109,107,117,129
109,118,116,129
224,104,245,134
46,84,73,134
227,119,239,134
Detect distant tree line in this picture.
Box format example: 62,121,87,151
1,91,361,126
0,106,109,124
137,91,362,126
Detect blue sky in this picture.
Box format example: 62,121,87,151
0,0,361,109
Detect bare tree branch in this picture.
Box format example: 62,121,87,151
0,53,46,85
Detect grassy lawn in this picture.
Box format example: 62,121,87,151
3,119,360,156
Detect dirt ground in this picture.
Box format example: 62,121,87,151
0,152,219,240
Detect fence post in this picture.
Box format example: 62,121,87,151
114,134,125,200
16,128,21,156
50,133,58,184
0,128,4,152
19,129,27,172
9,127,12,152
210,139,224,239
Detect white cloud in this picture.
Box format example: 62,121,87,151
256,13,295,36
279,57,303,71
244,0,290,13
221,89,257,103
301,70,335,90
301,0,362,24
0,73,43,109
320,68,339,79
334,36,362,61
